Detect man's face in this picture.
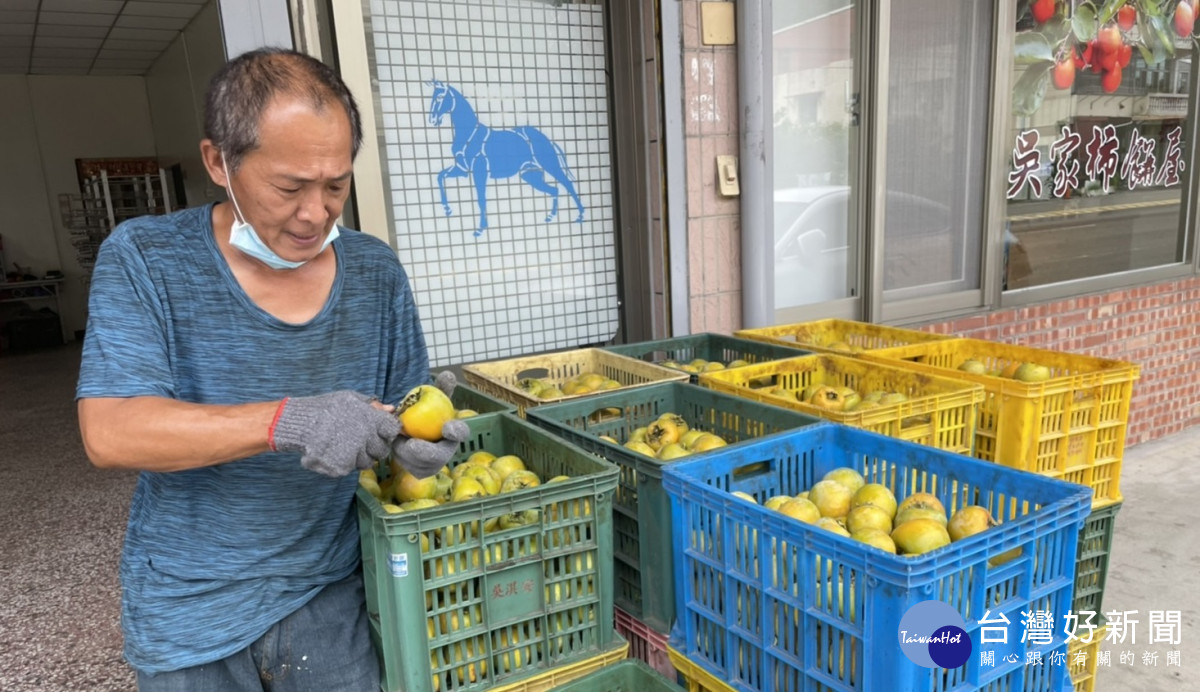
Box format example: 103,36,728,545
226,96,354,263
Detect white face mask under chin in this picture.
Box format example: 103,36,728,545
221,154,339,270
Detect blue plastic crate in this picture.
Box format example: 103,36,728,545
663,424,1091,692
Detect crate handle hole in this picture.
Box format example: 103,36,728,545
517,367,552,381
587,407,623,424
732,460,772,479
747,374,778,389
900,414,933,429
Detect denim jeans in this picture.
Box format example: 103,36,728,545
136,570,380,692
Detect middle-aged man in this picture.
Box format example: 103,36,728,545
77,47,462,691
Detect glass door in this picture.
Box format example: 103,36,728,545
772,1,862,318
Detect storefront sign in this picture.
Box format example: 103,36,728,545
1007,124,1184,199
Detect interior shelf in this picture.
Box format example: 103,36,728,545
59,169,172,274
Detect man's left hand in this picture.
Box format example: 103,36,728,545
433,370,457,398
391,419,470,479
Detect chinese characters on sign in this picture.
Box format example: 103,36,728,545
1007,129,1043,199
1049,125,1082,197
1085,124,1120,193
1121,129,1159,190
975,609,1183,668
1150,609,1183,644
1021,610,1055,645
1062,609,1099,642
491,579,537,599
1006,125,1185,200
1157,127,1185,186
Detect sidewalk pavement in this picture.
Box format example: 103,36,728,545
1093,422,1199,690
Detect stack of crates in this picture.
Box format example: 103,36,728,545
860,338,1138,505
661,423,1092,692
860,337,1137,623
356,412,628,692
430,320,1135,690
525,381,822,677
742,320,1138,690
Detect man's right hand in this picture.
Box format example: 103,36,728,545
270,391,401,477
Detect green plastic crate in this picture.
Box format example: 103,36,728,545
547,658,685,692
524,382,822,636
451,382,518,415
603,333,811,383
1074,500,1121,616
357,412,620,692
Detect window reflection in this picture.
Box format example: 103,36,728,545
1005,1,1190,290
772,3,856,310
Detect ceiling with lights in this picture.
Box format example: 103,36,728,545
0,0,211,76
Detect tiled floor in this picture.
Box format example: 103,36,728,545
1,344,136,691
1,343,1196,691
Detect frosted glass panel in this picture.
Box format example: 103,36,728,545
882,0,990,298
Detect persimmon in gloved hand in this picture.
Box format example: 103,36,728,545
391,371,470,479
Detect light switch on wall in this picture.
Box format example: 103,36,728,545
716,155,739,196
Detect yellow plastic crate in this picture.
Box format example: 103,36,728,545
463,348,688,417
492,641,629,692
862,339,1139,506
1069,619,1106,692
735,318,953,354
697,353,984,454
667,647,733,692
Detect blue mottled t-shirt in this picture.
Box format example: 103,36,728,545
76,204,429,674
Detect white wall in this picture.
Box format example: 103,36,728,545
18,76,159,339
146,1,227,209
0,76,60,281
1,1,227,341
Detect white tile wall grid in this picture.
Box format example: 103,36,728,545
1,0,207,75
365,0,618,368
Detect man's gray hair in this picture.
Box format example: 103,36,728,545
204,47,363,172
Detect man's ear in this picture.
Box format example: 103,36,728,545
199,139,229,188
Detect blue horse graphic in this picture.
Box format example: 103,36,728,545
427,80,585,236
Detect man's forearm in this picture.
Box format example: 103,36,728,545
78,396,280,472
